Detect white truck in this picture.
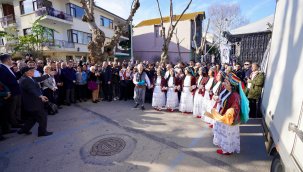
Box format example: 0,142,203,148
261,0,303,172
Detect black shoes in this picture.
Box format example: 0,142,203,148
17,130,32,135
141,106,145,110
134,104,139,108
38,131,53,137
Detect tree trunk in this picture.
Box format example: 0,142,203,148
81,0,140,63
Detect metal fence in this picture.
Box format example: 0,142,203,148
43,39,75,49
0,14,16,28
35,7,73,22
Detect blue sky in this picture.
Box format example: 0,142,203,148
96,0,276,25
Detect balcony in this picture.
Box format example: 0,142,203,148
0,14,16,28
35,7,73,25
43,39,75,50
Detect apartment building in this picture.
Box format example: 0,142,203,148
133,11,205,63
0,0,130,61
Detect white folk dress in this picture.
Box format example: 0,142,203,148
166,77,179,110
207,81,222,113
152,76,166,109
213,122,240,153
179,76,194,113
201,77,215,124
193,76,203,117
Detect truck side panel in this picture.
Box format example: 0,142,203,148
262,0,303,171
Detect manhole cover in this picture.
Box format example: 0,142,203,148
80,134,137,165
90,137,126,156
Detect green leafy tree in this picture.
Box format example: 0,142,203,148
0,31,6,37
6,16,55,58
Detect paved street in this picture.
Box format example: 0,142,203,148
0,101,270,172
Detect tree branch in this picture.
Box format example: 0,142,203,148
170,0,173,26
173,0,192,28
200,18,210,55
156,0,166,40
193,16,198,50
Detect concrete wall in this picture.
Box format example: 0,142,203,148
133,20,192,63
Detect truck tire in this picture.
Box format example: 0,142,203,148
271,154,285,172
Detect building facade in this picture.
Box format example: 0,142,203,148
133,12,205,63
224,15,274,64
0,0,130,61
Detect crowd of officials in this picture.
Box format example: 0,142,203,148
0,54,265,144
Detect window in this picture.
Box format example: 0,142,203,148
43,29,54,41
23,28,32,35
68,29,92,44
100,16,113,29
66,3,85,19
154,25,163,38
20,0,39,14
23,27,54,42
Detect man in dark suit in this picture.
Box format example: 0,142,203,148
61,61,76,105
101,61,113,101
17,66,53,137
0,54,23,130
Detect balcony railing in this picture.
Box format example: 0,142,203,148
43,39,75,49
35,7,73,22
0,14,16,28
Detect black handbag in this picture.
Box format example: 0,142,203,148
45,102,58,115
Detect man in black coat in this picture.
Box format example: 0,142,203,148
61,61,76,105
17,66,53,137
0,54,23,130
101,61,113,101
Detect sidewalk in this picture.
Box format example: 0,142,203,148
0,101,270,172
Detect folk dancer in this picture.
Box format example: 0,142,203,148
133,64,151,110
179,67,196,114
166,68,180,112
152,67,167,110
193,67,209,118
208,71,225,113
205,73,250,155
201,69,216,125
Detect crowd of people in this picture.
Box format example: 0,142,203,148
0,54,265,155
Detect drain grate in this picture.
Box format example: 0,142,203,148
90,137,126,156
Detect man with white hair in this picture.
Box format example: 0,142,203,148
133,64,151,110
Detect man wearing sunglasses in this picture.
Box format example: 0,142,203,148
243,61,252,86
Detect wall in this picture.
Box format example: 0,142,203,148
133,20,192,63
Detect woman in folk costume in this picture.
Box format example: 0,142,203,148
179,67,196,114
193,67,209,118
201,69,216,124
205,73,249,155
166,68,180,112
175,68,184,101
208,71,225,113
152,67,167,110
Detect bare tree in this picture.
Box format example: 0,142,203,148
193,18,210,62
174,28,184,62
81,0,140,63
207,3,248,43
156,0,192,63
